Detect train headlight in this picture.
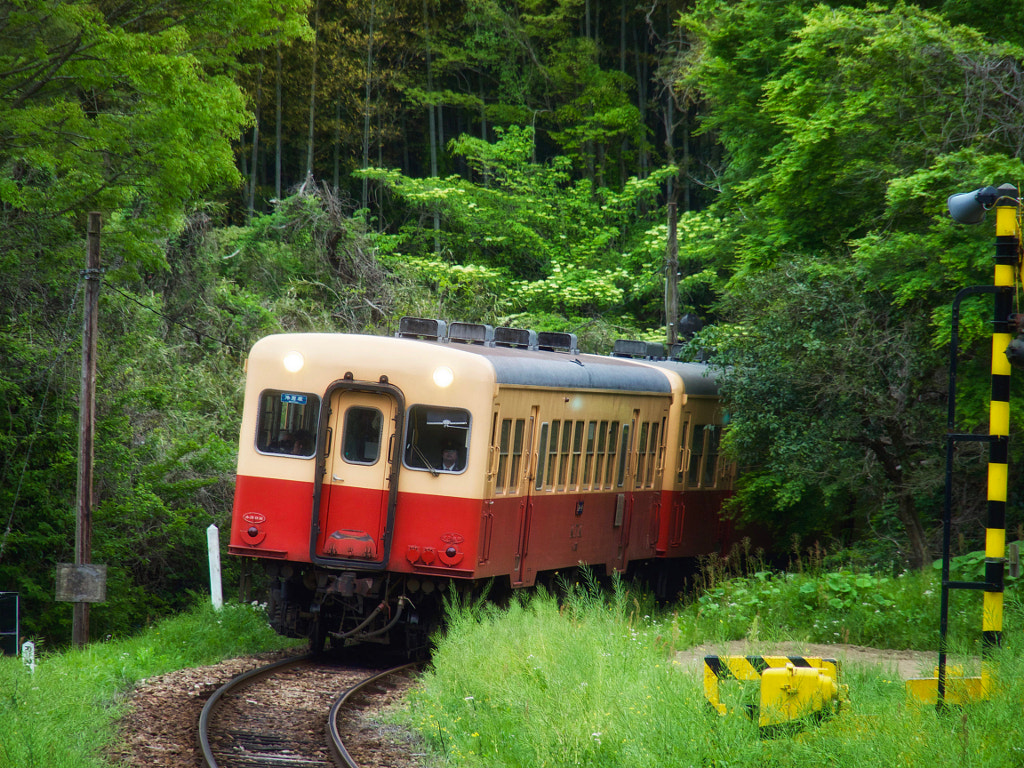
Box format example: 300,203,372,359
432,365,454,388
283,351,304,373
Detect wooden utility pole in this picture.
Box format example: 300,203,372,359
73,213,101,648
666,202,679,347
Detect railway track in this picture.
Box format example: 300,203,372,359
198,654,420,768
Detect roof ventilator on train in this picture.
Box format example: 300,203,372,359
612,339,668,361
397,316,580,354
537,331,579,355
494,326,538,350
447,321,495,346
397,316,447,340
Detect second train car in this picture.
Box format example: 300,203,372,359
228,318,736,653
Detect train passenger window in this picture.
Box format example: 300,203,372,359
536,423,549,491
496,419,512,493
688,425,707,486
703,426,722,487
256,390,320,458
570,421,584,487
583,421,597,489
403,405,470,473
593,421,608,489
646,421,661,487
545,421,560,489
616,425,630,487
636,423,650,488
509,419,525,493
605,422,620,488
557,423,572,490
342,407,383,465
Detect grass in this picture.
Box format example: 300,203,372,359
408,568,1024,767
5,556,1021,767
0,600,301,768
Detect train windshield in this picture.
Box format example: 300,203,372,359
256,390,320,457
404,405,470,473
342,406,383,464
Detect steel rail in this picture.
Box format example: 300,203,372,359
198,653,314,768
327,662,421,768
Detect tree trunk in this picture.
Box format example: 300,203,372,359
305,0,320,184
423,0,440,253
275,46,282,201
895,492,930,570
248,60,263,220
362,0,376,210
872,439,930,569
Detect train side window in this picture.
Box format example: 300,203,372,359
342,407,383,465
256,390,320,458
636,422,650,488
545,421,560,489
557,422,572,490
703,425,722,487
569,421,585,488
404,405,470,473
496,419,512,493
605,422,620,488
583,421,597,489
593,420,608,489
646,420,661,487
688,424,707,486
616,424,630,487
536,423,549,491
509,419,526,493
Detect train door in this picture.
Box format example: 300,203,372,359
670,413,693,548
511,405,539,586
613,409,640,571
312,384,403,567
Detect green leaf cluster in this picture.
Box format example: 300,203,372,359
362,125,674,327
676,0,1024,566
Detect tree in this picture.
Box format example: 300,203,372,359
360,126,675,328
0,0,310,643
0,0,310,271
676,0,1024,566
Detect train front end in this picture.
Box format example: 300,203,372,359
228,331,496,653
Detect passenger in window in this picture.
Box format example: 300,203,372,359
270,432,294,453
291,430,313,456
441,444,462,472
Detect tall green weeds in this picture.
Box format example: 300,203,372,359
0,601,298,768
411,571,1024,768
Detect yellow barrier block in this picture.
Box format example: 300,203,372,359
703,655,845,731
759,663,840,728
905,674,985,706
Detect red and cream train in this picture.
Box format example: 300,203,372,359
228,318,737,652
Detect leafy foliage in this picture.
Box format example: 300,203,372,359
677,0,1024,566
363,125,675,328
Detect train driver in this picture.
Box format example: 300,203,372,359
441,446,460,471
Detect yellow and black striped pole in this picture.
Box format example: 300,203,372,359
918,184,1022,708
983,188,1019,689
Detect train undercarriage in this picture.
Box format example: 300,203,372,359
263,561,455,657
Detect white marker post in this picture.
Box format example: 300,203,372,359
21,641,35,673
207,524,223,611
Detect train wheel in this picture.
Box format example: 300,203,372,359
310,614,328,654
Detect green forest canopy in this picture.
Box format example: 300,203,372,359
2,0,1023,643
